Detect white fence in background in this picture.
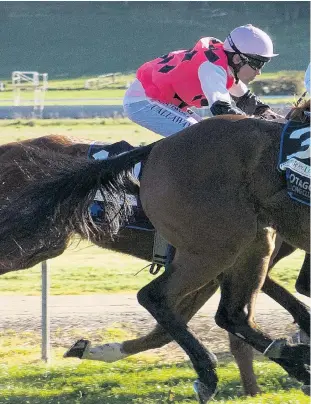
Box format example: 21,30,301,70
12,71,48,110
84,72,134,90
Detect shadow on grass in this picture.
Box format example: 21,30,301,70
1,390,194,404
0,357,304,403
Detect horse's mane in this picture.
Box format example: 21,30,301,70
286,98,310,123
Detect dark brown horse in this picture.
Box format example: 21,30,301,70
64,238,309,398
0,107,309,401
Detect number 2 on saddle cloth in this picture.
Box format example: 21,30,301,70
278,117,310,206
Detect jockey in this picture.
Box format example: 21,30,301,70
124,24,281,269
123,24,280,137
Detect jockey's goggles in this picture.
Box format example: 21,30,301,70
244,54,271,71
226,34,271,70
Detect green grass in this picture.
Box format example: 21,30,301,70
0,241,158,295
270,249,306,292
0,330,307,404
0,118,161,146
0,74,135,91
0,241,305,296
0,89,125,102
252,70,305,81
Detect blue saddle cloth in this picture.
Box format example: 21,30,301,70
88,141,154,231
278,119,310,206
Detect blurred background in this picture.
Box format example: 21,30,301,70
0,1,309,76
0,1,309,116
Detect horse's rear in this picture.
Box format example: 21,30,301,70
140,117,290,269
0,135,91,272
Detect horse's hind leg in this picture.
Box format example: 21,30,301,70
295,253,310,297
64,280,219,363
215,226,310,388
137,251,221,402
122,280,219,356
267,239,310,325
265,240,310,340
262,275,310,336
227,238,309,398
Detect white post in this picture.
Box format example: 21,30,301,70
12,71,48,109
41,260,50,363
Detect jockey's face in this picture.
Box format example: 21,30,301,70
237,63,261,84
233,54,262,84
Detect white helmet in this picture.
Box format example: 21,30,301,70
223,24,278,59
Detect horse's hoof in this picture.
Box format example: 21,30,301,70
63,339,90,359
302,385,311,396
193,379,217,403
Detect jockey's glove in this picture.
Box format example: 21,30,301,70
210,100,246,116
233,90,271,116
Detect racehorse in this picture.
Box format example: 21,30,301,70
0,102,309,401
64,238,309,398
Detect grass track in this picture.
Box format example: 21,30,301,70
0,242,304,295
0,331,307,404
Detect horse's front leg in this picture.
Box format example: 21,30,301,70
215,225,310,391
228,333,260,396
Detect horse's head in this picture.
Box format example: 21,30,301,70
286,98,310,123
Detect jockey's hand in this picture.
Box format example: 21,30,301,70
210,100,246,116
259,109,284,121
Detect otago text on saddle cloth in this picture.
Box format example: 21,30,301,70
278,120,310,206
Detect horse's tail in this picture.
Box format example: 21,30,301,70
0,142,156,255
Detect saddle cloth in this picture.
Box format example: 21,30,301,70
278,119,310,206
88,141,153,231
